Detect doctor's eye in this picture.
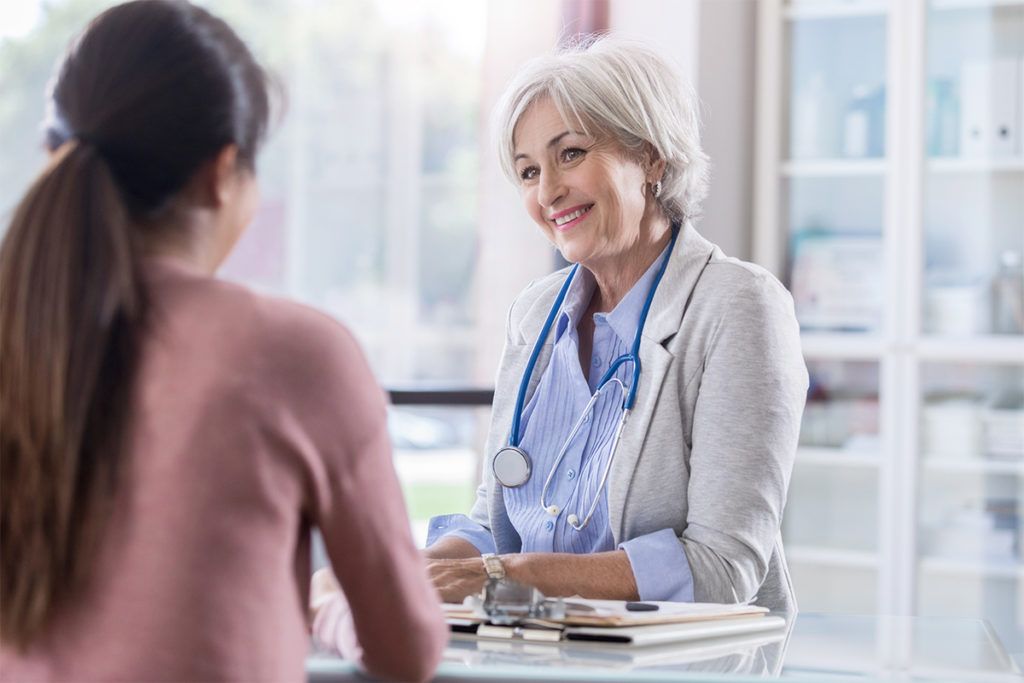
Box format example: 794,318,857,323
518,165,539,182
560,147,586,163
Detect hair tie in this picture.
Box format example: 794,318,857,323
42,105,79,150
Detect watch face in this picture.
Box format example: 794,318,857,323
483,555,505,579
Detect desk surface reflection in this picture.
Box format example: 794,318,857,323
306,612,1021,682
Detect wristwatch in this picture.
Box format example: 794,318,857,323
481,553,506,580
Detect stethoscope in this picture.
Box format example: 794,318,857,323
491,223,680,531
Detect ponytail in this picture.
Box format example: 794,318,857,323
0,141,142,648
0,0,270,649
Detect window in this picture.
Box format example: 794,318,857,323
1,0,561,544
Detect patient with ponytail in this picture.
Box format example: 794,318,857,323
0,2,445,681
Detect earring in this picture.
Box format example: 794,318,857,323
652,180,663,199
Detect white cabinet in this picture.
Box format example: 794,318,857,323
756,0,1024,654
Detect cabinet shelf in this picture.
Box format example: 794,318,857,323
920,557,1024,580
922,457,1024,475
784,1,889,21
781,159,887,177
798,447,881,467
930,0,1024,11
915,336,1024,364
787,546,879,568
799,332,885,359
928,157,1024,174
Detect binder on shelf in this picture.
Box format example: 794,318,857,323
960,59,1020,158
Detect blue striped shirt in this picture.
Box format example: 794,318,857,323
428,245,694,602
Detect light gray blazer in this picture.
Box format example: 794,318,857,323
469,223,808,612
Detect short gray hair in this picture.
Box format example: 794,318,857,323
494,36,709,223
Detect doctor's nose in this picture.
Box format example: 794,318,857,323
536,170,566,210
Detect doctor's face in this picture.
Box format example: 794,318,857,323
512,98,651,268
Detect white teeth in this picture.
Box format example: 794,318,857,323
554,206,590,226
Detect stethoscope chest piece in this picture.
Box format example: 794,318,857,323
493,446,531,488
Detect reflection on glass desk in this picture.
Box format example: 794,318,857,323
305,612,1022,682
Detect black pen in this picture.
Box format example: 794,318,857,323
625,601,659,611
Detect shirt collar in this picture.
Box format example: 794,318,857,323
553,240,672,346
554,266,595,342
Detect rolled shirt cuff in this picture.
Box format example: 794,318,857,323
618,528,695,602
425,513,496,555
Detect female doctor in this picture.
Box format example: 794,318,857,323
423,38,808,612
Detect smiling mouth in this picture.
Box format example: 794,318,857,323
552,205,593,227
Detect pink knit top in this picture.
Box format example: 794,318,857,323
1,257,446,682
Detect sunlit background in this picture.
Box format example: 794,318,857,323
1,0,1022,668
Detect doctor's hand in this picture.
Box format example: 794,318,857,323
309,567,341,624
425,558,488,603
308,568,364,661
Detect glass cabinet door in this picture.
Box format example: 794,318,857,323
785,358,883,613
779,0,891,615
916,362,1024,651
918,0,1024,654
784,2,889,336
763,0,1024,659
922,1,1024,339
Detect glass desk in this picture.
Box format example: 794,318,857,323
306,612,1021,682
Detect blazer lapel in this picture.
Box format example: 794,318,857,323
607,223,717,539
510,269,572,406
643,223,718,345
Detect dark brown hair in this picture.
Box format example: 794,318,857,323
0,0,269,648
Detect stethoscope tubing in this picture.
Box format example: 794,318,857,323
539,377,631,531
498,223,681,531
508,262,580,448
508,223,679,448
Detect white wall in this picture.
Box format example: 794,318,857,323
473,0,562,383
610,0,758,260
696,0,757,260
609,0,700,85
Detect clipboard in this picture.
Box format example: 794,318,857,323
452,615,788,649
444,598,786,650
443,598,770,628
446,625,788,672
563,614,788,645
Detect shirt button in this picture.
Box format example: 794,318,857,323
567,469,576,480
544,520,554,532
592,356,602,367
583,413,591,423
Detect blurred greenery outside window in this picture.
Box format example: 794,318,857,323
0,0,492,543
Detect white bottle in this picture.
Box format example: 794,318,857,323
992,250,1024,335
843,85,871,158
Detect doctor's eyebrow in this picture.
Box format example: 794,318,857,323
513,130,586,162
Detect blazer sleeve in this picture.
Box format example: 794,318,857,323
680,275,808,603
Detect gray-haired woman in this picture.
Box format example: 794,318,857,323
423,37,808,612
